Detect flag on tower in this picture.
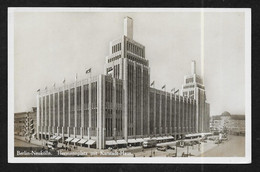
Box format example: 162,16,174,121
75,73,78,81
86,68,92,74
174,89,179,94
37,89,40,92
63,78,65,84
171,88,175,92
150,81,155,86
162,85,166,90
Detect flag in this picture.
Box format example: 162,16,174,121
37,89,40,92
174,89,179,94
150,81,155,86
86,68,92,74
162,85,166,89
75,73,78,81
171,88,175,92
107,67,113,75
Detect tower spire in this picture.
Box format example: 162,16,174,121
124,16,133,39
191,60,196,75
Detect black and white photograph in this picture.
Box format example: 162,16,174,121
8,8,251,163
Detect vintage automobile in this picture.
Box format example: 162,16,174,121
157,146,167,151
214,139,222,144
166,145,176,150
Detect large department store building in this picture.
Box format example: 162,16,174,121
36,17,210,149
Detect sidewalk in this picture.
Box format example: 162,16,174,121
15,135,45,147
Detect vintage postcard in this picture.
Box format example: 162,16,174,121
8,8,251,163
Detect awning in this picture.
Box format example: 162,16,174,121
47,141,54,145
136,138,144,142
106,140,117,145
185,133,200,138
162,136,168,140
127,139,138,144
201,132,213,136
65,137,73,142
156,137,164,141
71,138,80,143
167,136,174,139
116,139,127,144
55,136,62,141
50,135,57,139
85,140,96,145
78,139,88,144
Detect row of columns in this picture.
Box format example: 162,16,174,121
37,78,99,143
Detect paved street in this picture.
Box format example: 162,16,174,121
198,135,245,157
14,135,245,157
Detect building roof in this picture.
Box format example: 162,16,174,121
221,111,231,116
230,115,245,120
211,114,245,121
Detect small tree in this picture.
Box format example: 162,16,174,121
23,113,35,142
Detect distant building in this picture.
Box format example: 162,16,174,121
210,111,245,135
14,107,37,136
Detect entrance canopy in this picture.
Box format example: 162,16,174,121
71,138,80,143
85,140,96,145
55,136,62,141
50,135,57,140
116,140,127,144
106,140,117,146
143,137,151,141
128,139,138,144
65,137,73,142
78,139,88,144
136,138,144,142
167,136,174,139
185,133,201,138
156,137,164,141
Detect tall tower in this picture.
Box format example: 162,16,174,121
182,61,210,133
104,17,150,140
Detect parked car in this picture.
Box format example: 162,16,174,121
201,140,207,143
157,146,167,151
184,141,193,146
166,145,175,150
193,140,201,145
214,139,222,144
167,153,177,157
221,137,228,141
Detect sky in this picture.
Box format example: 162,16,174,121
12,10,246,116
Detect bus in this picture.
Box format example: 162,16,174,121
142,139,157,148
